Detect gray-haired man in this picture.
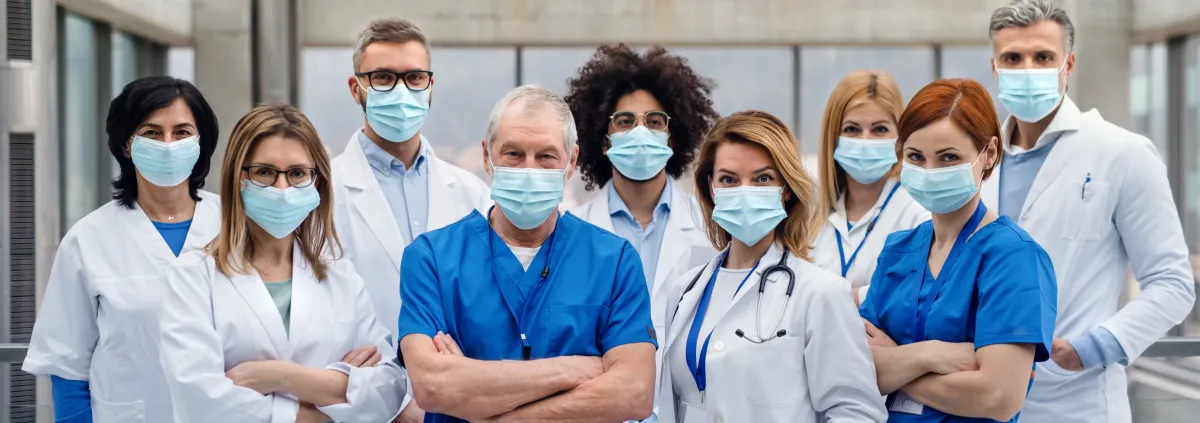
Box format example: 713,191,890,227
979,1,1195,422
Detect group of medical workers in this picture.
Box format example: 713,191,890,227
19,0,1196,422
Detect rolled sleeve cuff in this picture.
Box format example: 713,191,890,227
317,362,405,423
1069,327,1129,370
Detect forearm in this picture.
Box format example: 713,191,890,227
278,363,350,407
870,343,932,394
409,354,581,420
490,364,653,422
902,371,1017,421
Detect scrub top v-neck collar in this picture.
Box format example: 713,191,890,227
483,207,562,359
912,201,988,342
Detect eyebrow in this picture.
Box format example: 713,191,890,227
935,148,959,154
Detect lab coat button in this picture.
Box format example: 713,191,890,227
713,341,724,351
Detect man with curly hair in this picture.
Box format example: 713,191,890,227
565,44,721,422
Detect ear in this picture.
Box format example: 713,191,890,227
990,56,997,79
427,78,435,108
480,138,492,176
349,76,363,106
567,145,580,179
986,136,1000,169
1065,51,1076,78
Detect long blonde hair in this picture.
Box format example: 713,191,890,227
208,104,340,280
816,70,905,226
694,110,817,260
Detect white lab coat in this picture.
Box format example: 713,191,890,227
159,247,408,423
810,178,929,298
331,130,492,340
980,97,1196,423
22,191,221,423
657,244,887,423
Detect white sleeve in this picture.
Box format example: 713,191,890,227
159,257,297,423
316,271,408,423
804,281,888,423
22,235,96,380
1101,141,1197,361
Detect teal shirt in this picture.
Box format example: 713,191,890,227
264,279,293,336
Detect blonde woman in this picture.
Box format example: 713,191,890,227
809,71,930,305
658,111,885,423
159,104,411,422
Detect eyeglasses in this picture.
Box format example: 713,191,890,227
610,111,670,132
354,70,434,92
242,166,317,188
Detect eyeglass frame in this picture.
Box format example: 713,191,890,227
241,165,319,188
353,70,435,92
609,111,672,132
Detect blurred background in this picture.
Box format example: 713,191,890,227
0,0,1199,421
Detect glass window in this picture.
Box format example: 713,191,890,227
59,12,102,230
799,46,935,158
519,47,599,96
940,45,1009,119
670,47,794,129
298,47,359,153
168,47,195,83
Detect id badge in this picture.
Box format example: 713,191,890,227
681,401,711,423
889,391,925,415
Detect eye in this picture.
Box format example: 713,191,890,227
140,129,160,137
503,150,520,157
253,167,275,178
841,126,860,134
872,126,890,134
539,153,556,160
285,168,309,179
1003,53,1021,64
906,152,924,162
1036,53,1052,63
941,153,961,162
175,129,194,138
717,175,736,185
755,174,774,183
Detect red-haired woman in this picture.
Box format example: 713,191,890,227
857,79,1058,423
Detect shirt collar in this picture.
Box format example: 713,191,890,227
831,178,898,231
1000,95,1081,155
607,177,673,219
356,129,429,177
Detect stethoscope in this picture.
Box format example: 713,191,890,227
679,248,796,344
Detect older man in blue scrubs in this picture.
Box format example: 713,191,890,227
397,84,657,423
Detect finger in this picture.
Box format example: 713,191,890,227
433,335,448,353
445,335,464,356
350,347,372,366
364,352,382,367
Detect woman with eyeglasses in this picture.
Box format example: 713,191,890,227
23,76,220,423
657,111,886,423
159,104,408,423
809,71,930,305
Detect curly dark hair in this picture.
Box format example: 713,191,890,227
565,44,719,191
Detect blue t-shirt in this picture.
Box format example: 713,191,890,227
860,216,1058,423
397,210,658,423
152,219,193,257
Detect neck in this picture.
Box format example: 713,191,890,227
365,125,422,169
930,197,981,248
136,179,195,221
844,177,888,219
611,171,667,223
490,208,556,248
251,232,294,266
1011,106,1060,150
725,234,775,269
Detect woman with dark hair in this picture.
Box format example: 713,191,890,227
23,76,221,423
859,79,1057,422
565,44,720,363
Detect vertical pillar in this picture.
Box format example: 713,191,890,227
1065,0,1133,128
254,0,296,105
193,0,253,190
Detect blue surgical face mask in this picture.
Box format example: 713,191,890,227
359,80,430,143
900,155,983,214
240,180,321,239
711,186,787,247
607,126,674,181
489,159,567,230
130,135,201,187
996,59,1067,123
833,137,898,184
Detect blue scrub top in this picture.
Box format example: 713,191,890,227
398,209,658,423
859,215,1057,423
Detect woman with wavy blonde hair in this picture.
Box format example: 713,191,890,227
158,104,414,423
656,110,886,422
810,71,930,305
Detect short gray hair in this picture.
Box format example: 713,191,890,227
352,19,429,71
485,85,578,160
989,0,1075,52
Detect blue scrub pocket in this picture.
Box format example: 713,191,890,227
547,304,609,357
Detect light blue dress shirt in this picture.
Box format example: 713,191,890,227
358,130,430,244
999,129,1126,370
608,178,673,284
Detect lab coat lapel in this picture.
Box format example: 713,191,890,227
424,145,464,231
1018,98,1085,218
228,262,291,359
664,248,726,350
182,192,220,253
583,185,616,232
340,133,406,266
287,246,316,357
651,184,697,294
724,244,786,317
124,201,180,267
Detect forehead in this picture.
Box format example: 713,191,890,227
614,90,664,113
842,100,893,123
992,20,1066,55
493,104,565,151
713,141,773,170
142,98,195,125
248,135,314,165
358,40,430,72
904,118,977,151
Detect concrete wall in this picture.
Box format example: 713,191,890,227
1133,0,1200,41
193,0,254,190
57,0,192,45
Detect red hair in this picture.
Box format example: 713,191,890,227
897,78,1002,180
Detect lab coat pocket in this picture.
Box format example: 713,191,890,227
92,397,145,423
1062,181,1111,241
548,304,610,356
743,336,804,408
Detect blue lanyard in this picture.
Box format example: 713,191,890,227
911,201,987,342
835,184,901,277
684,254,759,397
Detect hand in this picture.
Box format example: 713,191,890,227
1051,338,1083,371
433,331,464,356
558,355,604,386
297,402,331,423
863,319,897,347
341,345,381,368
394,402,427,423
923,340,979,375
227,360,294,394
